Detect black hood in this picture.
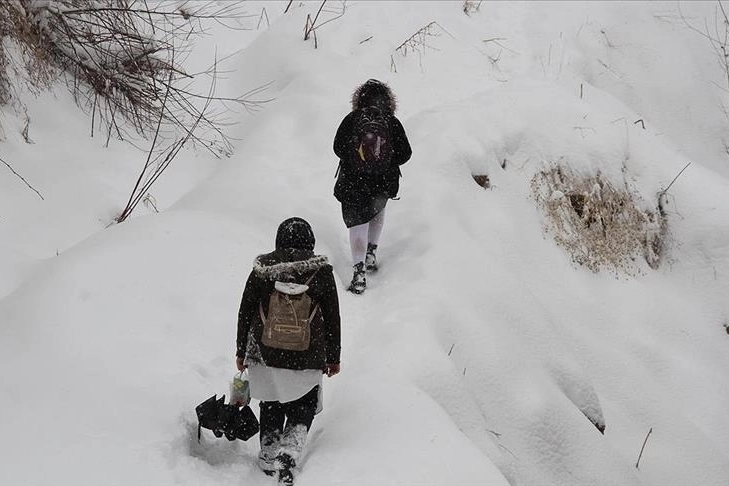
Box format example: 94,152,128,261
351,79,397,113
251,217,326,281
275,217,315,251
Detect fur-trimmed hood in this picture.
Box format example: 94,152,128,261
351,79,397,113
253,252,330,281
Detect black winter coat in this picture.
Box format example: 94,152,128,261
236,248,341,370
333,111,412,209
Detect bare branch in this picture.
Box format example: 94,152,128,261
395,21,451,58
0,0,269,155
116,49,223,223
311,2,347,33
304,1,327,42
257,7,269,30
116,61,173,223
660,162,691,195
635,427,653,469
0,155,44,200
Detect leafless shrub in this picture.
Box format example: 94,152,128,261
680,2,729,90
0,3,57,104
680,1,729,158
531,165,667,275
115,62,217,223
395,21,450,58
0,0,269,156
394,21,453,72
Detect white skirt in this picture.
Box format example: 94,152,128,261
247,363,323,404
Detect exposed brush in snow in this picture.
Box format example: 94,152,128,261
395,21,452,62
0,0,267,155
679,2,729,158
302,0,347,49
462,0,483,16
531,165,667,275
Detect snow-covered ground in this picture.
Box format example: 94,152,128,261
1,1,728,485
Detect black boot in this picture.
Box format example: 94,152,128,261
347,262,366,294
365,243,378,272
258,430,279,476
276,453,295,486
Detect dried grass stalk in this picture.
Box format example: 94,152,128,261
531,165,666,275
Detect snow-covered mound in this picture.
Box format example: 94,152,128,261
1,2,728,485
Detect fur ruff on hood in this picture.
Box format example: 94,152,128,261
351,79,397,113
253,254,329,281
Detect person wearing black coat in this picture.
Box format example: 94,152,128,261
333,79,412,294
236,217,341,485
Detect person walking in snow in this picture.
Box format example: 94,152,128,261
333,79,412,294
235,217,341,486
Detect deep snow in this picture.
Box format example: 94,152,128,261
1,2,729,485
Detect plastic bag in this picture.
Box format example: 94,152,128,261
230,370,251,407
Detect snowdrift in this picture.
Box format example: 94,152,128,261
1,2,728,485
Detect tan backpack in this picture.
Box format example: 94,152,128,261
259,271,319,351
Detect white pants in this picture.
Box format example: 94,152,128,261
349,207,386,265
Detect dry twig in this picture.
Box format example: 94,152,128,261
115,48,222,223
303,0,347,48
635,427,653,469
660,162,691,195
0,154,44,200
395,21,451,57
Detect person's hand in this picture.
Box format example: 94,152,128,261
236,356,247,371
325,363,340,377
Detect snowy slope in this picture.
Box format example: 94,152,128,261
2,2,729,486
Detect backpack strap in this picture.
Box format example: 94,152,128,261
304,269,320,321
308,302,321,322
303,268,319,286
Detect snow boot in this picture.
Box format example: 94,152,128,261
365,243,378,272
276,453,295,486
258,432,279,476
258,456,276,477
347,262,366,294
